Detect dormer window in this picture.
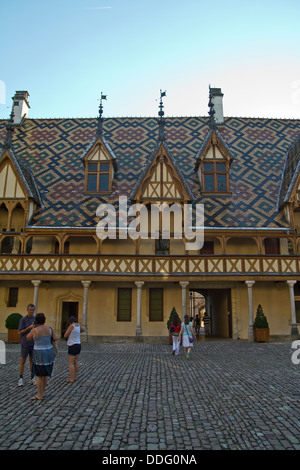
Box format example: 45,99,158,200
202,160,229,192
81,96,117,193
86,161,111,192
195,129,234,195
81,138,117,194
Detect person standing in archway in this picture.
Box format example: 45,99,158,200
203,310,211,337
193,314,200,338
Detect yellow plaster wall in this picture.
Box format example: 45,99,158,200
31,237,55,254
0,279,295,340
68,237,97,254
88,282,182,337
141,283,182,337
0,282,33,336
236,282,292,338
226,238,258,255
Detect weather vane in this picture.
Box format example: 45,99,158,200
97,93,107,136
157,90,167,142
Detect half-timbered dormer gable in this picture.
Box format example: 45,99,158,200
130,140,193,203
0,112,42,231
194,128,234,194
0,148,42,231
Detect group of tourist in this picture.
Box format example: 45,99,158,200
169,314,196,359
17,304,84,400
169,311,211,358
17,303,210,399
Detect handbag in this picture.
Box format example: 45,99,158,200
185,324,194,343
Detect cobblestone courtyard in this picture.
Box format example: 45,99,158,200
0,339,299,451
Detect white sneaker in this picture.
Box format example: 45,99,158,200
18,378,24,387
31,377,36,386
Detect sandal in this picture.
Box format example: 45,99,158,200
31,395,43,400
66,379,75,383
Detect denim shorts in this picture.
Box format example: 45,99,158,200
68,343,81,356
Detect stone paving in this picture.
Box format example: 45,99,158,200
0,338,299,451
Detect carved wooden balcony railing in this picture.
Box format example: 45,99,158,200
0,254,299,277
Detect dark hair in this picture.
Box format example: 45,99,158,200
184,314,190,325
172,314,180,327
35,313,46,325
27,303,35,310
68,316,77,325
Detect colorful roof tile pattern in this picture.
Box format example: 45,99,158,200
0,116,299,229
278,135,300,208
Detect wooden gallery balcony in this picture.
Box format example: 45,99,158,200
0,254,300,281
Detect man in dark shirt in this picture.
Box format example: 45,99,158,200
18,304,36,386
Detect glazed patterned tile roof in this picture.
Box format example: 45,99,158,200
0,116,299,229
278,134,300,209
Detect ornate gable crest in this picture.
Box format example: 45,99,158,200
131,90,192,203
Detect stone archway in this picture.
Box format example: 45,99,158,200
54,290,83,337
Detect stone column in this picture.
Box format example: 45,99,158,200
135,281,144,336
179,281,189,321
245,280,255,341
81,281,91,341
31,280,41,312
287,280,299,336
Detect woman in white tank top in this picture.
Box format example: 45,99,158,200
64,316,85,383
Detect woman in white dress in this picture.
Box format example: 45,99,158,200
179,314,196,359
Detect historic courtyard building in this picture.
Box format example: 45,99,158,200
0,88,299,341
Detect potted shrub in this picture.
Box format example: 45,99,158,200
167,307,180,345
253,304,270,343
5,313,23,343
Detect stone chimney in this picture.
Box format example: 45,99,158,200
209,87,224,125
12,91,30,125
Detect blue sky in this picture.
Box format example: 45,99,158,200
0,0,299,119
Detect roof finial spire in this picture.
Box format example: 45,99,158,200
158,89,166,141
97,92,107,136
208,85,217,130
3,109,15,149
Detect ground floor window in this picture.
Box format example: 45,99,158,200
8,287,18,307
118,288,132,321
149,288,163,321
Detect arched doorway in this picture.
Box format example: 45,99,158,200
189,288,232,338
55,291,82,338
61,301,78,338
